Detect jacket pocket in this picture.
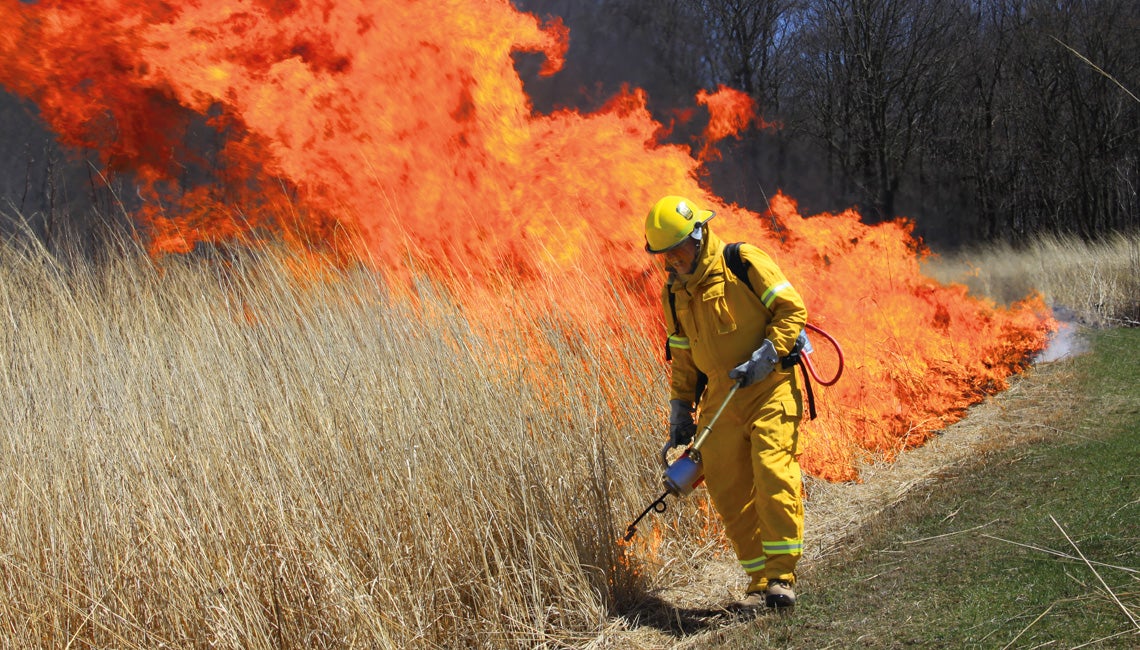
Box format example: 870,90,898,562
702,283,737,335
675,301,694,339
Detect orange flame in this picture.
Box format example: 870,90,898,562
0,1,1054,481
694,85,778,161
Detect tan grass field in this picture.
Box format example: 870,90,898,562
922,231,1140,328
0,234,676,647
0,227,1134,648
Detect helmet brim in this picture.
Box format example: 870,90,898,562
645,211,715,253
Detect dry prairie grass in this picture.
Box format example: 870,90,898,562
2,225,1122,648
0,232,684,648
923,231,1140,327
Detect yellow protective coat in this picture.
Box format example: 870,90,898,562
661,228,808,589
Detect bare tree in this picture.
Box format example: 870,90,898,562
1020,0,1139,240
787,0,969,222
689,1,797,107
948,0,1140,242
940,0,1029,241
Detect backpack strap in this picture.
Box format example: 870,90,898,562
665,282,678,362
665,279,709,406
723,242,752,292
724,241,817,420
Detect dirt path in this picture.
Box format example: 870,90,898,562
590,351,1083,649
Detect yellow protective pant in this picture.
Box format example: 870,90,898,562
698,378,804,592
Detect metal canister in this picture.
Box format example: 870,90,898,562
659,444,704,496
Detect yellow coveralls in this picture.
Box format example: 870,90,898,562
661,229,808,592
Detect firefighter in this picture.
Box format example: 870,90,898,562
645,194,808,609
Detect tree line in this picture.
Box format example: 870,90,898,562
516,0,1139,249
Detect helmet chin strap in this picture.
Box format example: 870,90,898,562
686,231,705,274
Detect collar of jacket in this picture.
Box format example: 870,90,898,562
672,229,726,293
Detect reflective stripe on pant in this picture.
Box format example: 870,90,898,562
699,379,804,584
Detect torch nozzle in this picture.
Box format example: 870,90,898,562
621,490,670,542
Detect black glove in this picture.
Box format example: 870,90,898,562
667,399,697,447
728,339,779,387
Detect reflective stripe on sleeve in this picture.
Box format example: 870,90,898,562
667,335,690,350
760,281,791,309
762,539,803,555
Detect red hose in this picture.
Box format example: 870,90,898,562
802,322,844,386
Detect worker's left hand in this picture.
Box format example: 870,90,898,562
667,400,697,447
729,339,779,387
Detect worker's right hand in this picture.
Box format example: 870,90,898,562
668,399,697,447
728,339,779,387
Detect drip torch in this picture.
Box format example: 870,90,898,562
622,383,739,542
621,322,844,542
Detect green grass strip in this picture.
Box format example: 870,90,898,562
720,328,1140,648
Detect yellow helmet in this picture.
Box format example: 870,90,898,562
644,195,716,253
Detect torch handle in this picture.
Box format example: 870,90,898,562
689,382,739,457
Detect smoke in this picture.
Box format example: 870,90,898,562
1034,309,1089,363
